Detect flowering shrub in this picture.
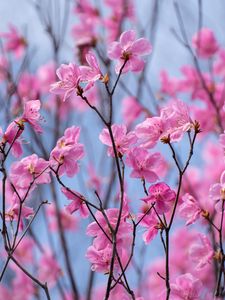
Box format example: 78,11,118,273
0,1,225,300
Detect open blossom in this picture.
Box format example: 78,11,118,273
37,61,56,93
179,193,202,225
50,63,82,101
3,121,23,157
135,117,163,148
38,253,62,287
80,51,102,90
160,70,181,97
108,29,152,74
121,96,143,127
99,124,137,157
160,99,193,142
18,72,40,100
10,154,50,190
192,28,218,58
87,208,132,249
171,273,203,300
209,170,225,211
86,244,113,273
138,210,160,244
189,234,214,270
142,182,176,214
62,187,89,218
0,24,27,58
22,100,42,133
126,147,162,182
50,126,85,177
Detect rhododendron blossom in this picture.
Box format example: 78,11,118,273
99,124,137,157
171,273,203,300
10,154,50,190
142,182,176,214
50,126,84,177
189,234,214,270
62,187,89,218
50,63,82,101
192,28,219,58
179,193,202,225
108,29,152,74
126,147,162,182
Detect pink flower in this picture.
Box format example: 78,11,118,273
47,204,78,231
37,61,56,93
135,117,163,148
108,29,152,74
142,182,176,214
0,24,27,59
80,51,102,90
62,187,89,218
209,170,225,211
22,100,42,133
171,273,203,300
86,208,132,250
10,154,50,190
126,147,161,182
50,126,85,177
99,124,137,157
189,234,214,270
160,99,193,142
121,96,143,127
179,193,202,225
50,63,82,101
3,121,23,157
138,210,160,244
160,70,181,97
192,28,218,58
18,72,40,100
86,244,113,273
38,253,62,287
71,18,97,48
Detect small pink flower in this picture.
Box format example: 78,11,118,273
10,154,50,190
192,28,218,58
3,121,23,157
99,124,137,157
0,24,27,59
126,147,161,182
179,193,202,225
86,244,113,273
142,182,176,214
160,99,193,142
38,253,62,287
62,187,89,218
121,96,143,127
171,273,203,300
135,117,163,148
209,170,225,211
50,126,85,177
138,210,159,244
22,100,42,133
87,208,132,250
189,234,214,270
160,70,181,97
80,51,102,90
108,29,152,74
37,61,56,93
18,72,40,100
50,63,82,101
47,205,78,231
